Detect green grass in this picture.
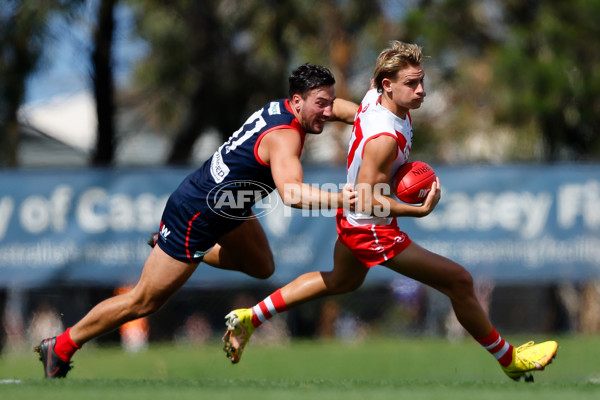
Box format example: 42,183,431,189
1,335,599,399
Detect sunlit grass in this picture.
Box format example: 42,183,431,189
1,335,599,399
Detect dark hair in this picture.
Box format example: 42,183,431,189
288,63,335,99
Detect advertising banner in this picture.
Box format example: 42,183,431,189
0,165,598,288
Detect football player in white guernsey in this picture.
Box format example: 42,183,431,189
224,42,558,382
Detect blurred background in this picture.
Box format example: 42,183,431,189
0,0,599,353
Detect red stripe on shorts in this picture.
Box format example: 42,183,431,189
185,212,202,261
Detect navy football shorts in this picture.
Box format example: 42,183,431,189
155,181,245,263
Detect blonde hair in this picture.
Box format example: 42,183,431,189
373,41,424,92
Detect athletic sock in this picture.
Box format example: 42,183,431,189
476,328,513,367
250,289,289,328
54,327,81,362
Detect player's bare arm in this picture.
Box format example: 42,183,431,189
260,129,355,209
358,135,439,218
329,98,359,124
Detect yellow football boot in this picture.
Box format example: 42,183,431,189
502,340,558,382
222,308,256,364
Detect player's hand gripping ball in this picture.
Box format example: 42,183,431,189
393,161,436,204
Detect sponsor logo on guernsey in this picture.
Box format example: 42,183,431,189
268,102,281,115
210,150,230,184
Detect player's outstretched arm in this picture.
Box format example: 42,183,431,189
330,98,359,124
263,129,355,210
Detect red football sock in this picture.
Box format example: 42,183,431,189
250,289,289,328
53,328,81,362
476,328,513,367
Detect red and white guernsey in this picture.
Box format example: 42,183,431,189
345,88,413,226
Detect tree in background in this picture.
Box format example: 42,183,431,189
91,0,118,166
127,0,295,164
0,0,84,167
404,0,600,163
0,0,119,167
491,0,600,162
126,0,392,164
4,0,599,166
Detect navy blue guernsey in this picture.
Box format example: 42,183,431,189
196,98,305,218
156,98,305,262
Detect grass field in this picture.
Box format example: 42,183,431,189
1,335,599,399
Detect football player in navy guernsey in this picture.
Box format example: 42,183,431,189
222,42,558,382
35,63,359,378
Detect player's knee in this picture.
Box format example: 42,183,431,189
242,256,274,279
324,274,364,294
347,275,365,292
252,261,275,279
248,268,273,280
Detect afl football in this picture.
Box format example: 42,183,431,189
393,161,436,204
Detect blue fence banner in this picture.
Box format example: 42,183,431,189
0,164,598,288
